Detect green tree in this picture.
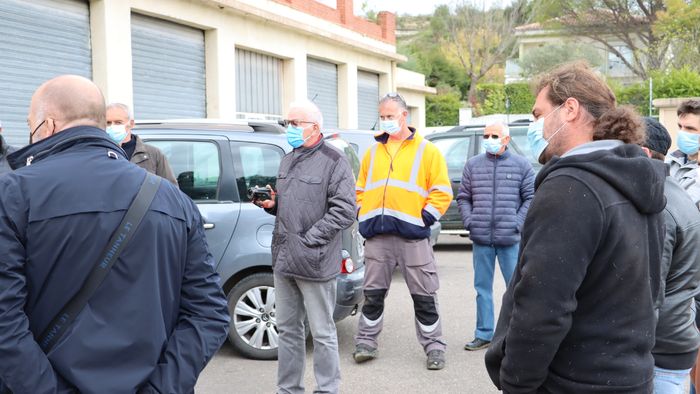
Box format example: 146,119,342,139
518,43,603,77
613,67,700,115
535,0,669,79
426,89,461,126
655,0,700,71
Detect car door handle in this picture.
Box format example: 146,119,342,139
203,223,215,230
450,178,461,183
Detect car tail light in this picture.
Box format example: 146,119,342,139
341,257,355,274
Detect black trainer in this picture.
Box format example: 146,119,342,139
426,349,445,370
464,338,491,351
353,343,378,363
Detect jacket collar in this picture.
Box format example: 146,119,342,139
293,135,325,155
486,147,511,160
131,134,148,156
7,126,125,170
374,127,417,144
668,149,695,166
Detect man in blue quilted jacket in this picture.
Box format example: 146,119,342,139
457,122,535,351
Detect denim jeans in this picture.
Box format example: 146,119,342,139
472,242,519,341
653,366,691,394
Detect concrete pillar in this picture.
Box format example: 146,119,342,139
90,0,133,109
283,55,308,113
205,27,236,118
338,62,358,129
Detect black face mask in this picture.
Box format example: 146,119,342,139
30,120,45,144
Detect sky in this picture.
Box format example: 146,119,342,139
354,0,512,16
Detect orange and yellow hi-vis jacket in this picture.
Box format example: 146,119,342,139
356,129,452,240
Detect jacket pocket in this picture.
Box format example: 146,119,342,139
289,233,322,273
296,175,323,203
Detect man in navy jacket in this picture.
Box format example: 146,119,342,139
457,122,535,351
0,75,229,393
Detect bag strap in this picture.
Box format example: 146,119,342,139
37,173,162,353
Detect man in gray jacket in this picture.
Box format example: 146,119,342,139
457,122,535,351
255,100,356,394
642,117,700,393
0,121,17,175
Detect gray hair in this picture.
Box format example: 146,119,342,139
289,99,324,129
379,92,408,111
487,121,510,137
106,102,133,120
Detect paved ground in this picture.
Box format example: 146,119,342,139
196,235,508,393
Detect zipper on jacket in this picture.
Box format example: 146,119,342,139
490,156,497,246
380,140,407,231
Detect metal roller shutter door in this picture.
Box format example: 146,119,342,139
236,49,283,117
306,58,338,128
0,0,91,146
357,71,379,130
131,13,206,120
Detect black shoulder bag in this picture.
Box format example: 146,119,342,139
36,173,162,353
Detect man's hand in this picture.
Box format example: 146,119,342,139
253,185,276,209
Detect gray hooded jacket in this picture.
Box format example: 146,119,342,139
0,135,17,176
266,139,356,281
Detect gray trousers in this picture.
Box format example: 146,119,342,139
274,272,340,394
355,234,446,353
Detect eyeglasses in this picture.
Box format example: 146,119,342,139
282,119,316,128
483,134,501,140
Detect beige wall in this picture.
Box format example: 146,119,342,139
88,0,432,128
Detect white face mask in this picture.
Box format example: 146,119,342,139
106,124,128,144
380,119,401,135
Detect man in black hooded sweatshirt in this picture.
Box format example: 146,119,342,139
484,62,667,393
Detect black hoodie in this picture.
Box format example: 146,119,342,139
485,142,666,394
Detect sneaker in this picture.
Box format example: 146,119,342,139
426,349,445,370
464,338,491,351
353,343,378,363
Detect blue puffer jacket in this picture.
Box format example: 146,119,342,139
0,127,229,394
457,149,535,246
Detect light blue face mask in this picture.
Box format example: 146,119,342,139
677,129,700,155
483,137,503,155
380,119,401,135
527,104,565,164
286,124,317,148
106,125,128,144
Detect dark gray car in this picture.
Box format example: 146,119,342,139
134,120,365,360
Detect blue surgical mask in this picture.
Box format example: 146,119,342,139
677,129,700,155
380,119,401,135
106,125,128,144
483,138,503,155
527,104,565,163
287,125,317,148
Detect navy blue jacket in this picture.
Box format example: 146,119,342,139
0,127,229,393
456,149,535,246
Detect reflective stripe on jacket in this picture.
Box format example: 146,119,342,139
356,129,451,240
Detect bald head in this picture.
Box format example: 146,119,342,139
28,75,106,143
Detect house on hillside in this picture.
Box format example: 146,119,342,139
506,22,640,84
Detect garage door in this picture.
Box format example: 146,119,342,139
357,71,379,130
236,49,283,117
0,0,92,146
307,58,338,128
131,13,206,120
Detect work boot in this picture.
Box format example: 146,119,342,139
464,338,491,351
426,349,445,370
353,343,378,363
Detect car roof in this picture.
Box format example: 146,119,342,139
135,119,285,134
427,121,531,138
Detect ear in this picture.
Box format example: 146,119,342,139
563,97,581,122
128,119,135,130
641,146,653,158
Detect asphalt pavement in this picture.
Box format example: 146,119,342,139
196,235,507,393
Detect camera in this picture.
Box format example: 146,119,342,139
247,186,272,201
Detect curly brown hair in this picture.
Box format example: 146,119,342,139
534,61,644,145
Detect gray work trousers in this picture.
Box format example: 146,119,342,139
355,234,446,353
274,272,340,394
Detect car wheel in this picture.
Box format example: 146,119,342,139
226,272,279,360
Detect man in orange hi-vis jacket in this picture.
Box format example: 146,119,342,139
352,93,452,371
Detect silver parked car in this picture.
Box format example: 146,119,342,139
134,120,365,360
